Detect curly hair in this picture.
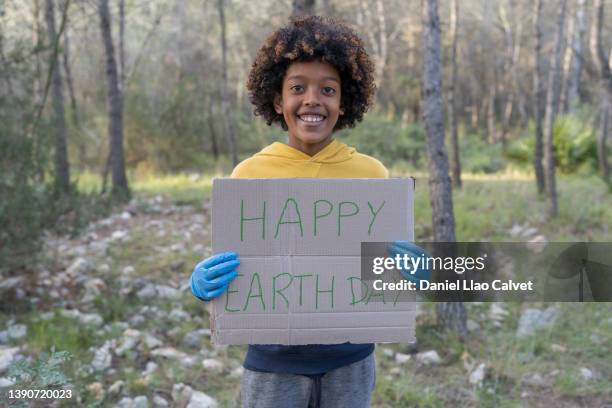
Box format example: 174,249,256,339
246,15,376,131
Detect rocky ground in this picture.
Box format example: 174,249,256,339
1,194,611,407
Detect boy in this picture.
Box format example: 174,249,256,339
191,16,423,408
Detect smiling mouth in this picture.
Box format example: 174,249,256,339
298,114,326,123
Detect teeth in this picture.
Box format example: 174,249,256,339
300,115,324,123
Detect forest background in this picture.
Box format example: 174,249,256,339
1,0,611,407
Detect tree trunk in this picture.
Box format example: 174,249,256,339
33,0,45,182
422,0,466,339
590,0,612,181
208,100,220,160
99,0,130,200
0,33,15,96
45,0,71,193
566,0,586,113
596,95,610,181
533,0,546,195
499,0,523,142
543,0,567,218
448,0,461,188
292,0,315,17
61,18,84,167
118,0,125,93
559,2,575,115
487,86,496,143
218,0,238,167
358,0,388,104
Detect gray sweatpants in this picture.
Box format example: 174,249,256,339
240,354,376,408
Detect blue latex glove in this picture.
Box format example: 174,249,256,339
191,251,240,301
387,240,431,285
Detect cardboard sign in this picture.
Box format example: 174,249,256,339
210,178,416,345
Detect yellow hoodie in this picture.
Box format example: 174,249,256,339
230,139,389,179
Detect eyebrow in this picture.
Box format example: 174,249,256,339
286,75,340,84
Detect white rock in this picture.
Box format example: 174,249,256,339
133,395,149,408
509,224,525,237
108,380,125,395
469,363,486,386
0,347,20,374
40,312,54,321
120,211,132,220
183,329,211,348
516,307,558,337
0,276,24,294
0,376,15,387
156,285,180,299
579,367,593,380
523,373,546,387
416,350,441,366
142,334,163,349
521,227,538,238
80,313,104,327
142,361,158,377
66,257,93,276
85,277,106,290
489,304,509,322
116,329,141,356
168,309,191,322
181,356,197,367
394,352,411,364
153,395,169,407
59,309,80,319
123,265,136,275
170,243,186,253
229,366,244,378
117,397,134,408
180,279,191,292
467,320,480,332
111,230,129,241
7,324,27,340
0,331,7,344
91,341,113,372
526,235,548,253
86,382,105,400
381,348,394,358
137,284,157,299
98,263,111,273
151,347,188,360
550,344,567,353
172,383,193,408
202,358,224,372
187,390,217,408
129,315,146,327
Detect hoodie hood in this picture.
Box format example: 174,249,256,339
230,137,388,179
254,139,355,164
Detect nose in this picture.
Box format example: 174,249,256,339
303,87,321,106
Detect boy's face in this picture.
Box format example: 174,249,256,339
274,60,343,156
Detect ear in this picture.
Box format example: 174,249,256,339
274,94,283,115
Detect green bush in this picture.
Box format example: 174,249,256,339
337,114,427,168
505,116,597,174
459,134,506,173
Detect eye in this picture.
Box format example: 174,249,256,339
290,85,304,93
322,86,336,95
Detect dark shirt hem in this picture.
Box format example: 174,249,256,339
243,343,375,376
